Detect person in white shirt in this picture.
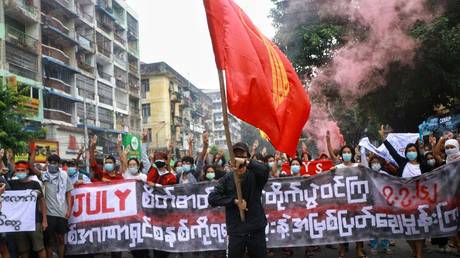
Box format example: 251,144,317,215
123,157,147,182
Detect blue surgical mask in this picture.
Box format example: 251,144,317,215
176,167,184,174
291,165,300,174
67,167,78,176
406,151,418,161
427,159,436,167
182,165,191,172
342,153,352,162
268,162,275,168
15,173,28,180
104,163,114,172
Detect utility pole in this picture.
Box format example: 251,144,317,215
83,97,90,176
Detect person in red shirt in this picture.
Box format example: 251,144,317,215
147,151,176,186
146,151,175,258
88,135,124,182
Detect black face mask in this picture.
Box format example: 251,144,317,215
154,160,166,168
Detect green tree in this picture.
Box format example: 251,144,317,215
271,0,460,144
0,78,44,154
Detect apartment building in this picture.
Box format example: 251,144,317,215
203,89,242,149
141,62,212,157
0,0,141,159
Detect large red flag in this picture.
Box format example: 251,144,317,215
204,0,311,156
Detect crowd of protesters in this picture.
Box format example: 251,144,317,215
0,125,459,258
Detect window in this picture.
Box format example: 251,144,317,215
141,79,149,93
147,128,152,142
32,87,39,99
142,103,150,118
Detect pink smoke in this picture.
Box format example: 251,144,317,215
301,0,437,150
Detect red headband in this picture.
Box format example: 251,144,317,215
15,162,30,170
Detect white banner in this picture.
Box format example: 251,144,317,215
359,133,419,166
0,190,37,232
69,181,138,224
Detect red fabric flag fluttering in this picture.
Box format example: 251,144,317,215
204,0,311,156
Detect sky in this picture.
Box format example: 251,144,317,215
124,0,276,90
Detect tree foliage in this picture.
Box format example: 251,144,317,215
0,79,45,154
271,0,460,144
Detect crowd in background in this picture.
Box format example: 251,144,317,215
0,125,459,258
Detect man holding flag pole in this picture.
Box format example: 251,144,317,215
204,0,311,256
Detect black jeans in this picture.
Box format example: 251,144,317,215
227,230,267,258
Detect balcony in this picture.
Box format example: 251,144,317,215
42,14,78,46
4,0,39,23
97,70,112,81
114,33,125,45
96,44,111,58
77,34,94,53
52,0,76,15
129,82,139,96
77,59,94,74
114,55,127,68
129,63,139,76
115,78,127,90
116,101,128,111
77,9,93,24
44,109,72,124
128,44,138,57
44,77,71,94
96,12,113,33
42,14,70,35
42,44,70,64
96,0,113,15
5,25,39,54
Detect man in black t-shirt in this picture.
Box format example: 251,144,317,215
10,161,47,258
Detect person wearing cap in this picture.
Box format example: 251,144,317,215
208,142,269,258
10,161,47,258
42,154,73,258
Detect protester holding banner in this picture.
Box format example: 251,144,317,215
208,142,269,258
380,126,428,258
332,145,367,258
10,161,47,258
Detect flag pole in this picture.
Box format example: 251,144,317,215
218,69,245,222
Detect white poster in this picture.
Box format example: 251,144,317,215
0,190,37,232
359,133,419,166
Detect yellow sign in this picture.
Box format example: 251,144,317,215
30,140,59,163
14,153,29,163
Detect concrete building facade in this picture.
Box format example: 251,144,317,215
203,89,242,149
141,62,212,157
0,0,141,159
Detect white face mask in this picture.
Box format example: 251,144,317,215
128,167,138,175
371,163,381,172
446,147,459,156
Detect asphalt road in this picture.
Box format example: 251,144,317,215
162,240,460,258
